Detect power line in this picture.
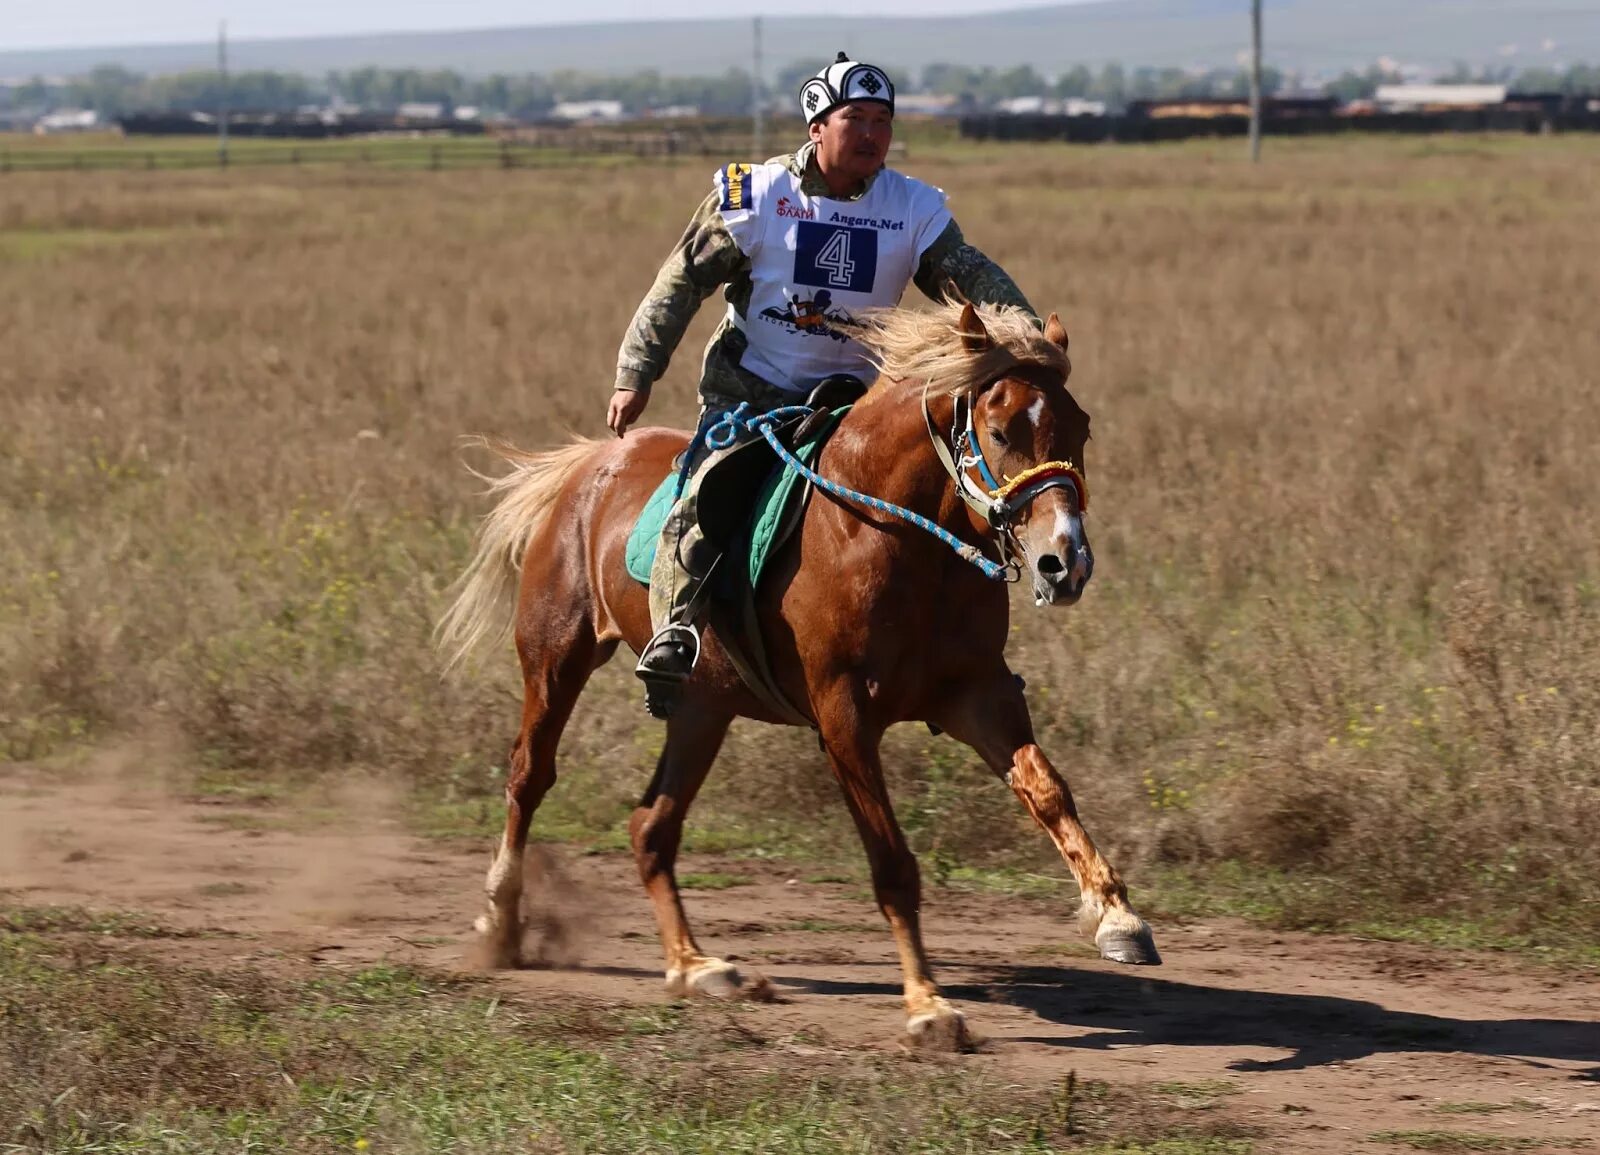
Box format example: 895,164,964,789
1249,0,1262,162
217,19,228,168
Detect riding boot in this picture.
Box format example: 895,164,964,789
635,621,702,719
637,547,720,719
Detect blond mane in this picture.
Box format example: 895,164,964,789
849,300,1069,398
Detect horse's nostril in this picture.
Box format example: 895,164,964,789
1036,554,1066,577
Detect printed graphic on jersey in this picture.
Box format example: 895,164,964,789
793,222,879,294
758,290,853,342
717,163,754,212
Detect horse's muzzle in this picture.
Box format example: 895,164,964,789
1031,543,1093,606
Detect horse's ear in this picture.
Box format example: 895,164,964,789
1043,312,1069,351
958,302,992,353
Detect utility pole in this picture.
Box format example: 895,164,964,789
752,17,764,159
1248,0,1263,162
218,20,230,168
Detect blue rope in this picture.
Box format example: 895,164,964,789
703,402,1007,582
704,403,811,451
673,406,723,500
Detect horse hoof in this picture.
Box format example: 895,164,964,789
667,959,775,1002
905,999,974,1053
1097,925,1162,966
471,916,523,970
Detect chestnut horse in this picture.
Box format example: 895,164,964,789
438,301,1158,1048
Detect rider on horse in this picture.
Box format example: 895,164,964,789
606,52,1038,702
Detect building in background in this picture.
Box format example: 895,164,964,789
549,99,626,123
993,95,1107,117
1373,84,1507,111
34,108,100,133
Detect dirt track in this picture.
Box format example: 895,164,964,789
3,760,1596,1153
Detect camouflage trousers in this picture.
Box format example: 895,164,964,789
648,384,793,634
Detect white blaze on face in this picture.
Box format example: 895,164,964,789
1026,396,1046,429
1052,491,1092,587
1052,504,1076,547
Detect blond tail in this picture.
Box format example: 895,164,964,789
436,436,601,673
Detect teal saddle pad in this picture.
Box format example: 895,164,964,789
626,411,845,591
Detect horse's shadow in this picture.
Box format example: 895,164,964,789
780,962,1600,1078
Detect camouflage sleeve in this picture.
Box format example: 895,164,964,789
914,218,1039,322
615,191,750,393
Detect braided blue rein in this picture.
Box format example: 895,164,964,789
704,402,1008,582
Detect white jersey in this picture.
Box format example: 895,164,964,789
714,159,953,395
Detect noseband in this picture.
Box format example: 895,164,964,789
922,384,1088,580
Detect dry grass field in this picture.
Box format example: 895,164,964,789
5,134,1600,1155
3,133,1599,955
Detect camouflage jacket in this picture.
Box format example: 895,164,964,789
614,142,1036,403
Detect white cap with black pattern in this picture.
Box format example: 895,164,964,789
798,52,895,125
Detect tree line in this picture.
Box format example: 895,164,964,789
3,60,1597,119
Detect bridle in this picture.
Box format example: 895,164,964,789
922,381,1088,582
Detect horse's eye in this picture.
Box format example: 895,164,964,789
989,427,1009,450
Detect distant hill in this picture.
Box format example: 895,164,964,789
4,0,1597,81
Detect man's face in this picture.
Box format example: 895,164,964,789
808,101,893,186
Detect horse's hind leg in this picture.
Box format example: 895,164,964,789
476,619,613,969
629,702,771,1000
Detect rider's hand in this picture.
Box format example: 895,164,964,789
607,388,649,438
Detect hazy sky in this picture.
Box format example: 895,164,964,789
13,0,1099,48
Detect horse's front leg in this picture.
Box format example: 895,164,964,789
938,672,1160,966
817,698,973,1050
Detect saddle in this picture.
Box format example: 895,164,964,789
625,375,867,725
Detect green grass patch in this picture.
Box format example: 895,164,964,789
942,864,1073,899
1139,864,1600,970
1342,919,1600,970
406,792,638,851
681,822,800,856
677,872,752,890
407,786,796,860
1153,1081,1244,1110
1433,1102,1543,1116
0,904,221,940
188,768,291,806
784,919,881,934
1369,1132,1583,1151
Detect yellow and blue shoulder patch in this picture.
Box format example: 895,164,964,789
715,162,754,213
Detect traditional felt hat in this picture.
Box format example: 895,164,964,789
798,52,895,125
